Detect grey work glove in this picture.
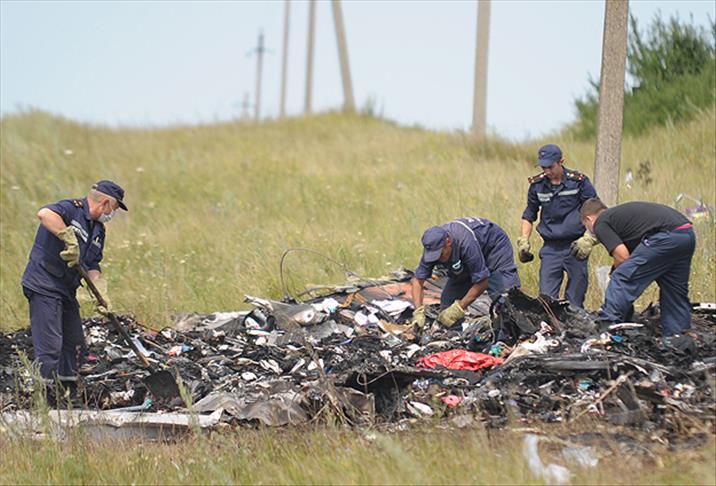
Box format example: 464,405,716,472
57,227,80,267
570,234,599,261
411,305,426,328
516,235,534,263
437,301,465,327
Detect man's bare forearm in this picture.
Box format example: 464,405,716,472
411,277,425,308
459,279,488,309
37,208,67,235
520,219,533,238
611,244,630,269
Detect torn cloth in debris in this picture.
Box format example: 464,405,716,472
416,350,504,371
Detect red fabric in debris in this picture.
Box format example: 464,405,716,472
417,350,503,371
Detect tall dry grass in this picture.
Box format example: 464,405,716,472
1,108,715,484
0,426,714,485
2,108,714,330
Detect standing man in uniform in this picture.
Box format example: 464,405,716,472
21,180,127,384
516,144,598,307
411,217,521,328
580,198,696,338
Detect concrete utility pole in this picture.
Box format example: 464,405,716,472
593,0,629,207
304,0,316,114
252,31,266,122
331,0,355,111
241,92,251,119
279,0,290,118
472,0,491,139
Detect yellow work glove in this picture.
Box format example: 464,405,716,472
516,235,534,263
76,285,94,316
570,234,599,261
57,227,80,267
92,277,112,316
437,301,465,327
411,305,426,328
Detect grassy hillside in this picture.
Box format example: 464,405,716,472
1,108,715,331
1,109,715,484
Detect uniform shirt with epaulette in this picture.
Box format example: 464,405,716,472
521,168,597,241
22,198,105,300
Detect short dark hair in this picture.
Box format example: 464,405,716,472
581,197,608,218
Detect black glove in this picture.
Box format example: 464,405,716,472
516,236,534,263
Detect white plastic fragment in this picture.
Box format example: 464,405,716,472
259,359,282,374
405,344,422,359
311,298,341,314
354,309,380,327
307,359,324,371
129,338,153,358
371,299,412,317
407,401,433,417
523,434,571,485
607,323,644,330
289,358,306,374
562,445,599,468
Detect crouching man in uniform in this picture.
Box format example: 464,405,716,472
21,180,127,385
411,217,521,328
580,198,696,339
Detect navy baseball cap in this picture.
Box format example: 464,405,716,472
536,144,563,167
421,226,448,263
93,180,128,211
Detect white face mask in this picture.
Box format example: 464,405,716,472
98,209,116,223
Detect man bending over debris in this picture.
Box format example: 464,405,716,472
580,198,696,338
411,217,520,328
21,180,128,384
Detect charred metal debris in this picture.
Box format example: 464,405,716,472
1,269,714,441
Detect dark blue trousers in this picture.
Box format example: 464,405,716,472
599,228,695,336
539,240,588,308
440,268,520,308
23,287,85,379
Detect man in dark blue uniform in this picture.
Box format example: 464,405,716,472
517,144,598,307
411,217,520,328
22,180,127,382
581,198,696,338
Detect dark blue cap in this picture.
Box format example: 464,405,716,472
421,226,448,263
536,144,563,167
93,180,128,211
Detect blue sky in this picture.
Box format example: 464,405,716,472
1,1,714,140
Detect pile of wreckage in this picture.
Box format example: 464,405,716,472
1,269,714,442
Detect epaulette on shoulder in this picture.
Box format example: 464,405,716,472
528,173,546,184
72,199,83,208
565,170,585,182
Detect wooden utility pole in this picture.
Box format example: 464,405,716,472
279,0,290,118
253,31,266,121
472,0,491,139
593,0,629,207
304,0,316,114
331,0,354,111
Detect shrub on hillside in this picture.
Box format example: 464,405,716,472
572,14,716,139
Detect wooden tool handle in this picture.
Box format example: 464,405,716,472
76,265,152,369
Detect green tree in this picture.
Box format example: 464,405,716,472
573,13,715,139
